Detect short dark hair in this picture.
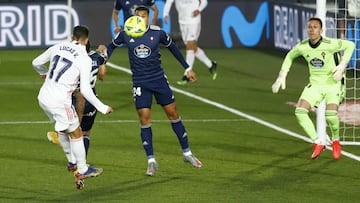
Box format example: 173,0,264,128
72,25,89,40
135,5,149,14
86,40,91,53
308,17,322,28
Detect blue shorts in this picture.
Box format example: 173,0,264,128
133,76,175,109
81,100,97,131
72,94,97,132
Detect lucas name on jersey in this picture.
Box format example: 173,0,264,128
59,45,79,58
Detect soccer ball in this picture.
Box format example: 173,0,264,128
124,16,147,38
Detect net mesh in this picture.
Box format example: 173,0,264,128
330,0,360,144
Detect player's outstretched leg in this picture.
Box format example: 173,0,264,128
209,61,218,80
74,165,102,189
177,75,190,85
74,165,103,189
76,165,103,180
47,131,59,144
295,107,325,159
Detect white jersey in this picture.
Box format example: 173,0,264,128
348,0,360,17
32,41,109,114
163,0,208,25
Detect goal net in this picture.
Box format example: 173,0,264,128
328,0,360,145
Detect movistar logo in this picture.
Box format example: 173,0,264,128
221,2,270,48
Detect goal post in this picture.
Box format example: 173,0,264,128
316,0,331,145
67,0,73,41
334,0,360,145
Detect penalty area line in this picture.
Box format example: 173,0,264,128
106,62,360,162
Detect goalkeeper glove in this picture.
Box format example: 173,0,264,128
332,60,348,81
272,70,288,93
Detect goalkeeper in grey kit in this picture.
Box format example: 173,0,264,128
272,17,355,160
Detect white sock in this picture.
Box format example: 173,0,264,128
186,50,195,72
314,138,323,145
70,136,88,174
148,158,156,163
58,132,76,164
195,47,212,68
183,150,192,156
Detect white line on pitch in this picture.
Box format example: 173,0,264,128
0,118,246,125
0,81,131,85
107,62,360,162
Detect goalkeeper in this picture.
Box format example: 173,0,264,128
272,17,355,160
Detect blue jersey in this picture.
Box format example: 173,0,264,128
107,25,189,84
112,26,172,83
76,51,106,94
72,51,106,131
114,0,155,22
88,51,106,91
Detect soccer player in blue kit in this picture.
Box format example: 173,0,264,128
77,42,107,156
101,6,202,176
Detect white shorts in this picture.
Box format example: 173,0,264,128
39,101,79,133
179,22,201,43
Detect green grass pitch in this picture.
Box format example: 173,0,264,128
1,48,360,202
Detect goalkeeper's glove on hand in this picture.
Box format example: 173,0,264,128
272,70,288,93
332,60,348,81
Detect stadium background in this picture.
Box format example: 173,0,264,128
3,0,360,202
2,0,358,67
0,0,345,50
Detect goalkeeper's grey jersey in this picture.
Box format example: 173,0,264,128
280,37,355,85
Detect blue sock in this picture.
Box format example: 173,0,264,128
83,135,90,157
141,125,154,159
171,118,189,152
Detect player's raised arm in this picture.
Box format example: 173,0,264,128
150,4,159,25
162,0,174,24
272,45,301,93
79,57,113,115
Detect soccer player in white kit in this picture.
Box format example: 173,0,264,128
32,25,113,189
163,0,217,85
